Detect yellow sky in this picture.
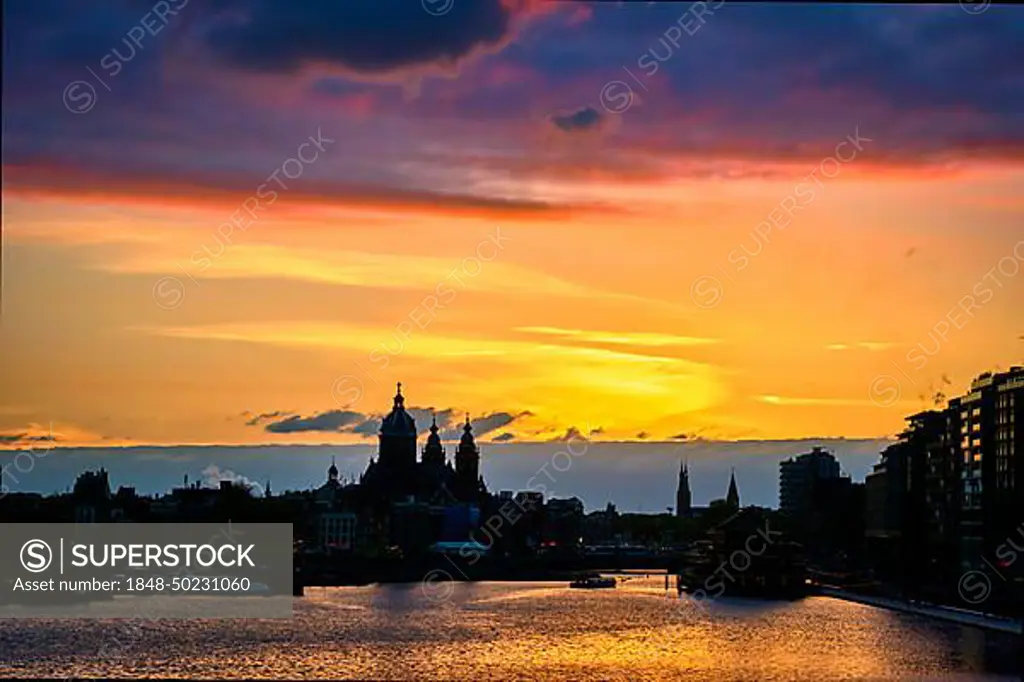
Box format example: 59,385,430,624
2,166,1022,448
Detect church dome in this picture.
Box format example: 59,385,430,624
380,382,417,436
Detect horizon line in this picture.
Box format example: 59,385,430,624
0,434,898,453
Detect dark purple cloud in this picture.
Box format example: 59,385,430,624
201,0,524,75
550,106,602,132
3,1,1024,194
263,410,366,434
251,406,529,440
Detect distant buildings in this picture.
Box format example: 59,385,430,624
779,447,841,518
673,463,738,517
779,447,862,566
708,470,741,512
72,467,112,522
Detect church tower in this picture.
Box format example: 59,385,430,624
726,468,740,510
379,383,417,471
675,459,691,517
454,414,480,501
422,413,446,466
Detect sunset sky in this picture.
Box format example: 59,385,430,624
2,0,1023,454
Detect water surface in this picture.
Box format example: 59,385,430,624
0,577,1018,680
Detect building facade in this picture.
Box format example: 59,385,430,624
957,368,1024,570
779,447,842,518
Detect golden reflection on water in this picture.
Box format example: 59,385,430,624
0,576,1017,680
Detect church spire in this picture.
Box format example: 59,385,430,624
726,468,740,509
455,413,480,501
676,457,691,517
422,411,445,466
394,381,404,408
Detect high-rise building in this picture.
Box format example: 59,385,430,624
866,367,1024,591
927,397,962,580
779,446,841,517
957,367,1024,569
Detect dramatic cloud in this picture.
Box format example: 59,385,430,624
550,106,602,133
6,2,1024,215
406,408,457,433
491,432,516,442
0,422,98,449
549,426,590,443
249,406,529,440
468,411,531,437
263,410,366,434
202,0,531,76
243,410,294,427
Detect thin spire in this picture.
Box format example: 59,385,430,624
726,467,739,508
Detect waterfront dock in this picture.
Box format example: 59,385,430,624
817,586,1022,635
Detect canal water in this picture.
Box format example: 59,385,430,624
0,576,1018,680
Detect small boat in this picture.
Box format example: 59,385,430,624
569,574,616,589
